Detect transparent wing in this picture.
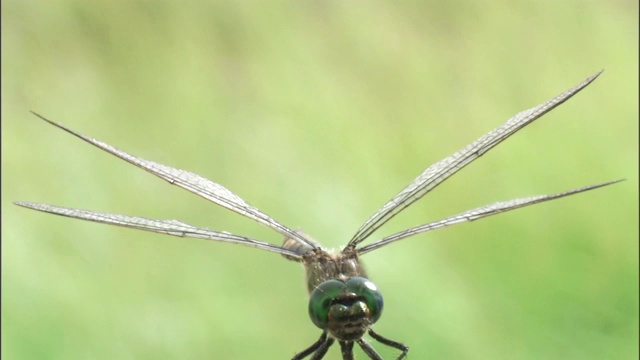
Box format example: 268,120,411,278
29,112,318,250
356,180,623,255
15,201,303,259
348,70,603,247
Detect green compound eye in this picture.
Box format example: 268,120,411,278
308,280,346,329
308,277,384,329
346,277,383,324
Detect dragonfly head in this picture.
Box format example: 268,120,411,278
308,277,383,341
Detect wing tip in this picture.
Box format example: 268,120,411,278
14,200,31,207
29,110,69,132
581,69,604,87
577,178,624,193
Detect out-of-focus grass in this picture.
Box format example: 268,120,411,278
2,2,637,359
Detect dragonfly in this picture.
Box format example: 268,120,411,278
16,70,622,360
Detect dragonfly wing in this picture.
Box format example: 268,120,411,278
357,179,623,254
15,201,302,259
29,112,318,249
348,70,603,247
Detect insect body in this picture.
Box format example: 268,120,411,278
16,71,621,359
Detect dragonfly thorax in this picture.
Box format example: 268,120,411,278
282,232,368,293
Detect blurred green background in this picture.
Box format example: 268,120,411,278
2,1,637,359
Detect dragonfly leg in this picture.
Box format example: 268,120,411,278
292,332,333,360
338,341,354,360
356,338,383,360
368,328,409,360
310,337,334,360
